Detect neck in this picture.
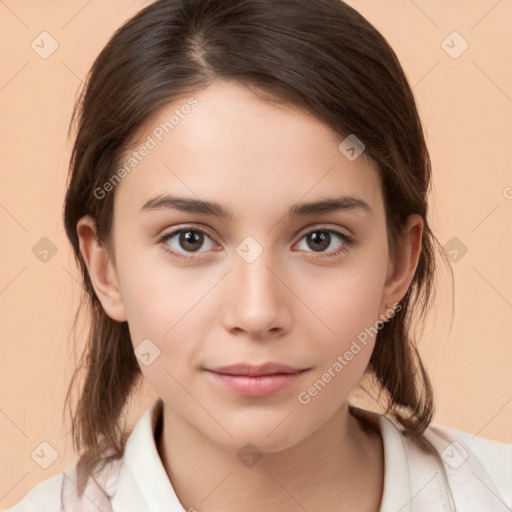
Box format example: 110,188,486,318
156,401,384,512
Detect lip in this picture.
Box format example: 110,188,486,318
204,363,309,398
207,362,306,376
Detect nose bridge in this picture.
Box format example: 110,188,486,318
223,237,289,335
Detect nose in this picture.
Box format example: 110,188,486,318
221,248,292,339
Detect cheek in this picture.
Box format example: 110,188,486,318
115,251,221,378
298,254,388,398
297,284,381,413
115,243,211,334
304,261,387,345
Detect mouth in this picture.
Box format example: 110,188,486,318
206,362,308,376
204,364,310,398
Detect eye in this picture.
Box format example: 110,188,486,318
295,226,353,258
158,225,354,262
158,227,217,261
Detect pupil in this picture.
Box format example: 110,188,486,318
309,231,329,251
181,231,203,252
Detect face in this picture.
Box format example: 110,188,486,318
79,78,420,454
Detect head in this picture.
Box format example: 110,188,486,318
63,0,449,488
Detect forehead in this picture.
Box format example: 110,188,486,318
112,79,382,221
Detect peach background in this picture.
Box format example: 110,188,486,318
1,0,511,508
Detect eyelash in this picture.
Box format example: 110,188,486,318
158,225,354,262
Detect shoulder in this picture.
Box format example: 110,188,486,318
2,472,64,512
439,423,512,505
405,420,512,510
3,456,125,512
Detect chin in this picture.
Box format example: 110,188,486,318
205,417,308,454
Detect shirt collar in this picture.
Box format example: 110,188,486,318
112,398,184,511
350,406,412,512
112,399,411,512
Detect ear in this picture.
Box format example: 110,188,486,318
380,214,423,311
76,215,127,322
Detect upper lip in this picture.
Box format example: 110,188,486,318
207,363,307,376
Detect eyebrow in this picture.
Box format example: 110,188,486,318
140,193,373,219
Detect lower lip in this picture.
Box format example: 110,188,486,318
205,370,307,397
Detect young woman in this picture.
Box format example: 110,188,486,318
6,1,511,511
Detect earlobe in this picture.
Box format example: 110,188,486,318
76,215,127,322
381,214,423,309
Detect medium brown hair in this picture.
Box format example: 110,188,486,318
63,0,452,491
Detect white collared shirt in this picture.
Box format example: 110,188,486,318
5,399,512,512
